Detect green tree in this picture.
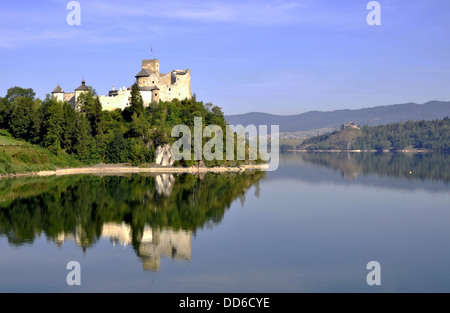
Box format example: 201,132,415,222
4,86,35,103
73,114,92,161
91,97,104,137
106,131,129,163
128,113,149,139
62,102,77,153
1,87,36,129
129,83,144,118
0,97,7,128
88,135,105,164
78,92,103,137
9,97,34,140
41,98,64,153
29,99,43,144
128,137,152,165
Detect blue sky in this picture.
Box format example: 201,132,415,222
1,0,449,115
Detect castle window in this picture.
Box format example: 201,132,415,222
152,81,154,84
155,93,157,96
169,88,171,91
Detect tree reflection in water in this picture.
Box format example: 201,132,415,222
296,152,450,183
0,171,265,270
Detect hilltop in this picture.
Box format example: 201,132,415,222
298,128,362,151
1,86,260,176
296,117,450,151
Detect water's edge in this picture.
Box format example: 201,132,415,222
0,164,268,179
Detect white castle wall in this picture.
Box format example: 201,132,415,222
52,58,192,111
99,89,131,111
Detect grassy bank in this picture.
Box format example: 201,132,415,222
0,140,84,175
0,135,23,145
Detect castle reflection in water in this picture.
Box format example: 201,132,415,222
55,222,191,271
53,174,190,271
0,171,265,272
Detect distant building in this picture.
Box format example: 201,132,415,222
341,122,359,130
51,57,192,111
52,79,92,110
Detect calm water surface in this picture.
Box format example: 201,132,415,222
0,152,449,292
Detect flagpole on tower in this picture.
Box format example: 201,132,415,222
151,45,153,57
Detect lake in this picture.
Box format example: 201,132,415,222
1,152,449,292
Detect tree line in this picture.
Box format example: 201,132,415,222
301,118,450,151
355,118,450,151
0,85,232,166
298,152,450,183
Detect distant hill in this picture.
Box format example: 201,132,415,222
297,117,450,151
225,101,450,133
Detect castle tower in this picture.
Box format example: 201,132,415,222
142,59,160,73
151,87,160,103
75,79,90,96
135,68,151,86
136,59,161,88
74,79,90,109
51,84,64,102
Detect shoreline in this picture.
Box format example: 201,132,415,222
287,149,432,153
0,164,269,179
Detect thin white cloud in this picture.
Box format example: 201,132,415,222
0,0,376,49
87,0,305,24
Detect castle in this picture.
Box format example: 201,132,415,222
51,58,191,111
341,122,359,130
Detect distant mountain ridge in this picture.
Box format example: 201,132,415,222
225,101,450,133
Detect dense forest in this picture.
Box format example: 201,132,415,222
0,86,252,169
298,118,450,151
